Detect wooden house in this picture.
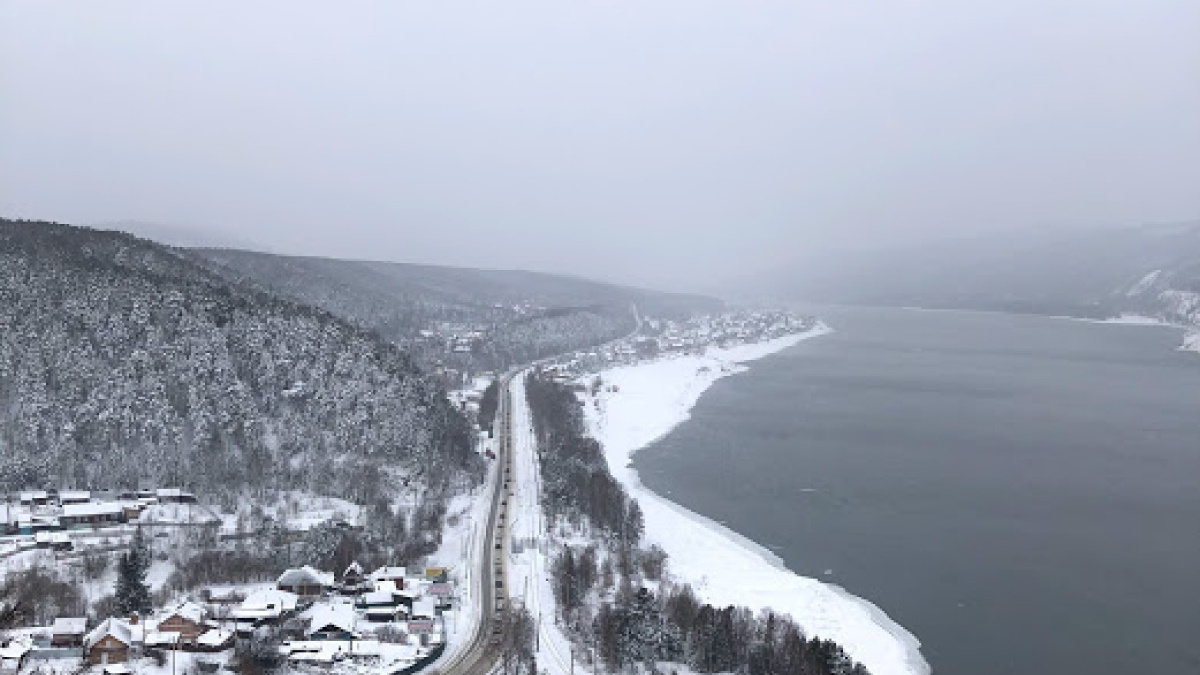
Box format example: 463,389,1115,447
84,618,133,665
157,602,207,643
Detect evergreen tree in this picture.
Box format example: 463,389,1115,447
114,530,152,616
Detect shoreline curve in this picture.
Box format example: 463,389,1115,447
578,325,932,675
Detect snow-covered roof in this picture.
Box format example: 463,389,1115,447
62,502,124,518
373,579,399,594
306,604,356,636
144,631,180,647
19,491,48,501
343,561,364,577
196,629,234,647
102,665,133,675
369,565,406,580
0,639,32,660
361,591,396,607
52,617,87,635
59,490,91,501
411,598,437,618
245,589,299,611
161,601,205,624
278,565,334,587
84,618,132,650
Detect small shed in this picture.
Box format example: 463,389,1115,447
58,490,91,505
193,629,234,653
51,617,88,647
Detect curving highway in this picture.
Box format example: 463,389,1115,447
435,370,517,675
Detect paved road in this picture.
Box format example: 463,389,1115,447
437,371,517,675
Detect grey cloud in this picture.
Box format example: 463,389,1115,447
2,0,1198,293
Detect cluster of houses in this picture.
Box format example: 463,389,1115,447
0,562,454,674
2,489,198,541
536,310,819,382
0,603,232,674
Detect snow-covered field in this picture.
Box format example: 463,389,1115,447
578,326,932,675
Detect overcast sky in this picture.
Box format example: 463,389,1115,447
2,1,1198,292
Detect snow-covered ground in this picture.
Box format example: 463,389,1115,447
578,326,932,675
1095,313,1171,325
505,375,582,675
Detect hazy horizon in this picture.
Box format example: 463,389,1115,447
3,1,1198,293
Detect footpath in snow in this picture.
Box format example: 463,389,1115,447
578,326,932,675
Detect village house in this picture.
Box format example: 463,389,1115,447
0,637,32,674
305,604,357,641
84,618,133,665
58,490,91,505
277,566,334,597
410,598,438,621
355,590,405,622
157,602,207,643
339,561,367,595
16,514,59,535
60,502,126,528
18,491,50,507
34,530,72,551
368,565,406,589
155,488,197,504
427,582,453,610
232,590,298,636
50,617,88,647
193,629,234,653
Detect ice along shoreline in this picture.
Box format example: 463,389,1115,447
577,325,932,675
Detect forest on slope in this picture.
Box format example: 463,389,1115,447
0,220,481,499
196,248,722,369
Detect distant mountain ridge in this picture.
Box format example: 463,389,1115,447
778,221,1200,331
0,219,479,496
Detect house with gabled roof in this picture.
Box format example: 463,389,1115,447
157,602,207,643
84,618,133,665
305,604,357,641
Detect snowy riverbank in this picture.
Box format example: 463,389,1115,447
578,326,931,675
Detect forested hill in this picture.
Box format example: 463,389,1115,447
0,219,480,498
194,248,722,368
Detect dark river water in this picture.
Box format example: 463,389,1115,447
633,306,1200,675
